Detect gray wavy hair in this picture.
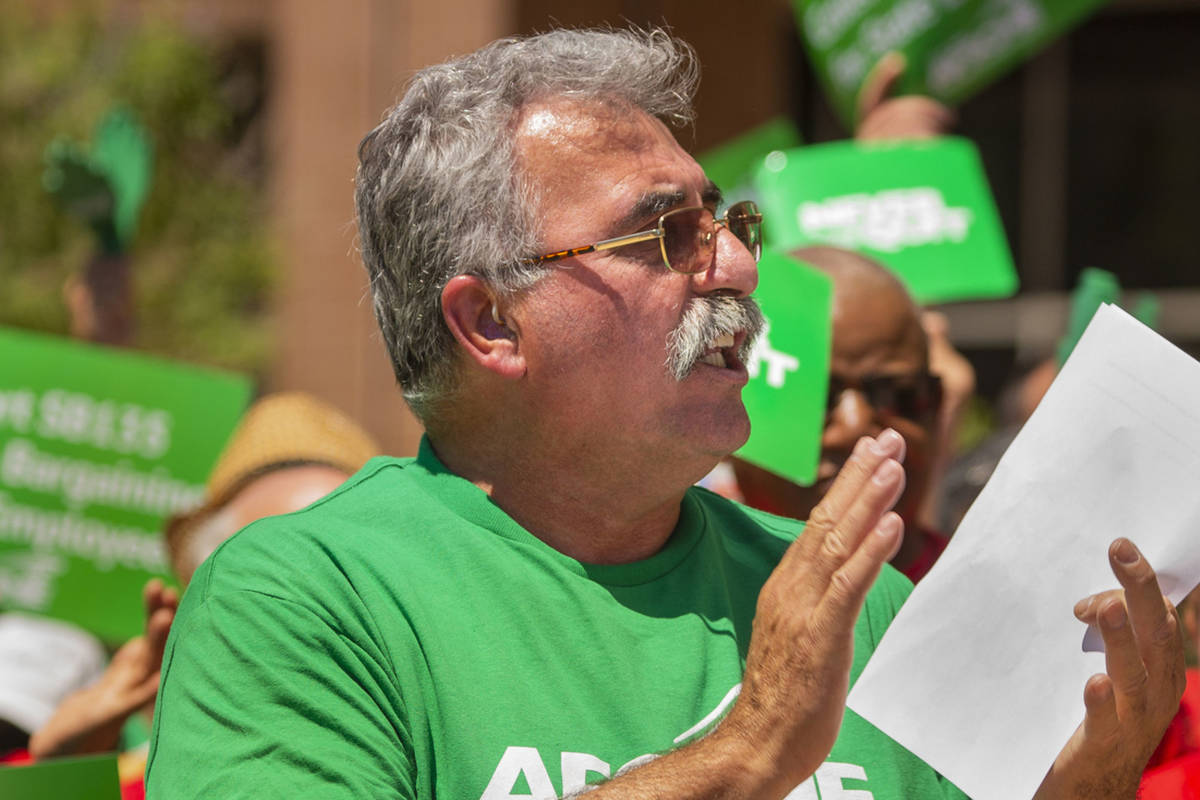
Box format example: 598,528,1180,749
355,28,700,423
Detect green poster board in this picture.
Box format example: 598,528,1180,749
738,250,834,486
0,754,120,800
753,137,1017,304
0,327,251,642
697,117,803,200
794,0,1110,125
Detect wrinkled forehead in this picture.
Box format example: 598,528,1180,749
511,95,703,215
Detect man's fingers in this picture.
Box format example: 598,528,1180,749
805,454,905,591
145,605,176,673
1095,596,1150,708
777,430,904,609
815,512,905,634
1109,539,1177,659
1073,589,1122,623
1080,673,1120,746
128,671,164,709
816,459,905,562
142,578,164,613
807,431,905,529
857,51,906,122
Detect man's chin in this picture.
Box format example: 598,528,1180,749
706,407,751,460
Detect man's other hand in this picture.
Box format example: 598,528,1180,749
1035,539,1186,799
725,430,907,793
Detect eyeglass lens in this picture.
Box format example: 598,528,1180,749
661,202,762,273
661,208,710,273
726,203,763,262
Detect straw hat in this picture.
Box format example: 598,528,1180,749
164,392,381,577
202,392,380,510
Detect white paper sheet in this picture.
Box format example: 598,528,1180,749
846,304,1200,800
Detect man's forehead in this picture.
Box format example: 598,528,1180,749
513,95,711,238
515,95,665,152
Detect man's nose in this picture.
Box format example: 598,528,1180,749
823,388,881,447
689,224,758,297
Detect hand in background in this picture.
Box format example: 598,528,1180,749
29,579,178,758
918,310,976,530
856,51,956,142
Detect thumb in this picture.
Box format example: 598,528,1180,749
857,51,907,123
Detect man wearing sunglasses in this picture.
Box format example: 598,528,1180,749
147,28,1183,800
732,246,953,584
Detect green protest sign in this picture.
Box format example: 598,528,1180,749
697,117,803,199
753,137,1017,303
0,327,250,642
794,0,1109,125
738,249,833,486
0,754,120,800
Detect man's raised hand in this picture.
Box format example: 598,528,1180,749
726,430,907,794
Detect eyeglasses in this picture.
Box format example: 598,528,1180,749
522,200,763,274
827,372,942,421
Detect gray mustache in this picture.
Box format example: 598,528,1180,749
665,295,765,380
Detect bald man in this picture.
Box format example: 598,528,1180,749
734,245,950,582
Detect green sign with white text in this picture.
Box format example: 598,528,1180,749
738,250,833,486
795,0,1110,125
753,137,1017,303
0,328,250,642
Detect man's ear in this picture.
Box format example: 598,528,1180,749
441,275,525,380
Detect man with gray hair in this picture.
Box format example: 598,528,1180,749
146,29,1183,799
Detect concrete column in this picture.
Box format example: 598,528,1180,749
269,0,514,456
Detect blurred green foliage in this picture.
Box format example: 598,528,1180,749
0,1,274,375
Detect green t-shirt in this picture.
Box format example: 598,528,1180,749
145,439,966,799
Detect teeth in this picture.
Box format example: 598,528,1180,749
712,333,735,349
699,352,726,368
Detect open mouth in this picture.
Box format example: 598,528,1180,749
696,332,745,370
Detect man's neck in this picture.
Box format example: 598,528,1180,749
428,429,693,565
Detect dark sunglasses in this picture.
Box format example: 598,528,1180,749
827,372,943,420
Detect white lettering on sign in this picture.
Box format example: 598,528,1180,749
798,188,972,253
0,438,203,516
36,390,173,460
804,0,875,49
831,46,870,92
0,491,168,572
861,0,937,56
747,324,800,389
0,552,65,610
0,389,36,434
928,0,1043,95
